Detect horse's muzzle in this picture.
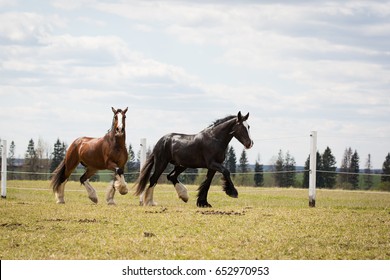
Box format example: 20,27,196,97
245,140,254,149
115,127,125,136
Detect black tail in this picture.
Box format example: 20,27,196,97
134,154,155,196
51,159,66,192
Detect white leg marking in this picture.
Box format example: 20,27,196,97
114,174,128,195
84,180,98,204
106,183,116,205
143,187,157,206
175,182,189,203
55,181,66,204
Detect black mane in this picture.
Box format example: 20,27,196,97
208,115,236,128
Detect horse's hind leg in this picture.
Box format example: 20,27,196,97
80,168,98,203
55,180,66,204
142,160,168,206
197,169,216,208
52,143,80,204
167,166,189,203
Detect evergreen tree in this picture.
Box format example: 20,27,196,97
254,155,264,187
321,146,337,189
349,150,360,189
8,141,16,180
237,149,249,186
381,153,390,183
50,139,66,173
303,152,323,188
273,150,297,187
363,154,374,190
125,143,137,182
339,147,353,187
239,149,249,173
226,146,237,177
273,149,284,187
25,139,37,179
284,151,296,187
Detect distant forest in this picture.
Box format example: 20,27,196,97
1,138,390,191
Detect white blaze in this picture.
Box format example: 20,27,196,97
243,121,252,140
117,112,124,131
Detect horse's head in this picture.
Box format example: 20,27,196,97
111,107,128,136
232,111,254,149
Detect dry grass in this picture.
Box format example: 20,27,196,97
0,180,389,260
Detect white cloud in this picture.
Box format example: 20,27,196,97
0,12,65,44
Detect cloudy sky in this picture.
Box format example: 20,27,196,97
1,0,389,169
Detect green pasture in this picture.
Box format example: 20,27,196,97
0,180,389,260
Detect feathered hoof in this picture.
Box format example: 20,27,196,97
144,201,158,206
107,200,116,206
89,196,98,204
175,183,189,203
225,187,238,198
196,200,212,208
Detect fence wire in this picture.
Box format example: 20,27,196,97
2,169,390,177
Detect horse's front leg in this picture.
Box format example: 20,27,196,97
106,181,116,205
209,162,238,198
167,166,189,203
113,167,128,195
106,164,128,205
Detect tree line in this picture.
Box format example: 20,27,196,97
1,138,390,191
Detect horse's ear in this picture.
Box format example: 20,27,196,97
237,111,242,122
111,107,116,114
243,112,249,121
123,107,128,114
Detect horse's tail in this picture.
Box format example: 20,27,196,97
134,154,155,196
51,159,67,192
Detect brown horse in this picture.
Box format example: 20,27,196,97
51,107,129,205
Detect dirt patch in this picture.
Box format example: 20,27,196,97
43,218,67,222
196,210,245,216
1,222,23,229
143,232,156,238
145,207,168,214
78,218,98,223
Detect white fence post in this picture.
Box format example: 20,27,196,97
309,131,317,207
1,140,7,199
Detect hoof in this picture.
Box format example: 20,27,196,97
89,196,98,204
145,201,158,206
225,187,238,198
107,200,116,206
197,200,212,208
119,189,128,195
175,183,189,203
56,201,65,204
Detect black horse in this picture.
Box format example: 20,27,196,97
135,111,254,207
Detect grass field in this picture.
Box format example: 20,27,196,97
0,180,389,260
